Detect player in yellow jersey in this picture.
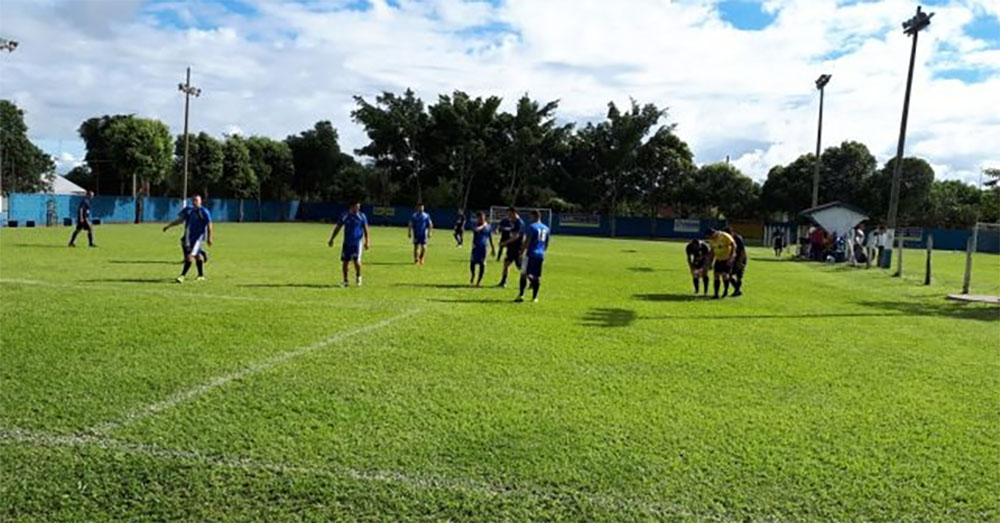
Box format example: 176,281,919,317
708,228,736,299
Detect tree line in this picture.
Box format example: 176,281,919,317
2,94,997,228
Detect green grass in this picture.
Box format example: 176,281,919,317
1,223,998,521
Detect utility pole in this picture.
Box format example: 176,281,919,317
812,74,831,208
0,38,19,213
177,67,201,205
886,6,933,248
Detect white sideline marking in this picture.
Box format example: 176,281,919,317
0,427,701,518
0,278,367,307
88,309,423,435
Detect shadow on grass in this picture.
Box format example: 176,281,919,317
621,249,639,253
427,298,511,305
365,261,414,266
81,278,174,284
8,243,68,248
643,312,902,321
393,283,477,289
633,293,700,302
239,283,334,289
749,257,797,263
858,300,999,322
628,267,656,273
582,308,637,328
109,260,176,265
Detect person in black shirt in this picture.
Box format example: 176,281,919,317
725,227,747,297
453,211,465,247
497,207,525,288
685,239,712,295
496,216,512,261
68,191,96,247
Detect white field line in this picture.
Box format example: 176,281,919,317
0,278,368,307
88,309,423,435
0,426,705,519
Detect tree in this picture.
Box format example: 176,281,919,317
633,127,694,234
761,155,814,218
174,132,224,199
923,180,982,228
426,91,502,212
862,157,934,224
762,141,876,218
222,135,257,222
65,165,93,189
687,162,760,220
105,116,172,222
246,135,294,210
496,95,571,205
78,114,130,195
579,99,666,236
979,167,999,223
1,100,55,194
285,121,353,201
352,89,431,204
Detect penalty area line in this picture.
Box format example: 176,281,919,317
87,308,423,436
0,426,703,518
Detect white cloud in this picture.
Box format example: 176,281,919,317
0,0,996,183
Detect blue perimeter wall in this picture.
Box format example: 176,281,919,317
4,193,996,253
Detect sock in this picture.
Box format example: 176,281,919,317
470,262,476,281
477,263,485,285
196,259,204,277
500,269,507,286
518,275,527,297
723,280,730,297
702,276,709,294
88,231,94,246
734,279,742,293
69,230,79,245
181,260,192,276
713,279,720,297
693,277,700,293
531,279,540,300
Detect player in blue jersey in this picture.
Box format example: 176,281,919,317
407,203,434,265
497,207,524,288
162,194,213,283
469,211,496,286
495,215,512,261
328,202,370,287
68,190,96,247
516,209,550,303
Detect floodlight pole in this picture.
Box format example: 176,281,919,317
178,67,201,205
886,6,933,250
811,74,830,208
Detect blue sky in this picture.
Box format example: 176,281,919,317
1,0,997,183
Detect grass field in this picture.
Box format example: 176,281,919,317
1,222,998,521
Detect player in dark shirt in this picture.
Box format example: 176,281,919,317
725,227,747,297
68,191,96,247
497,207,525,288
453,211,465,247
469,211,495,286
685,238,712,295
496,216,512,261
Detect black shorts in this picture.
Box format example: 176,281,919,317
713,259,732,274
75,221,92,231
690,258,710,274
505,243,523,263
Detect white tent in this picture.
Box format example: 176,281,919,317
49,175,87,196
800,202,869,238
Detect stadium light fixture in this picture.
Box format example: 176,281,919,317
178,67,202,204
811,74,831,208
886,5,933,272
0,38,17,52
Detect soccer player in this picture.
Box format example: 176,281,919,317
408,203,433,265
497,207,525,288
516,209,550,303
68,190,96,247
772,228,784,257
495,213,513,261
708,228,736,299
162,194,213,283
725,226,747,297
327,202,370,287
452,210,465,247
685,238,712,296
469,211,495,286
